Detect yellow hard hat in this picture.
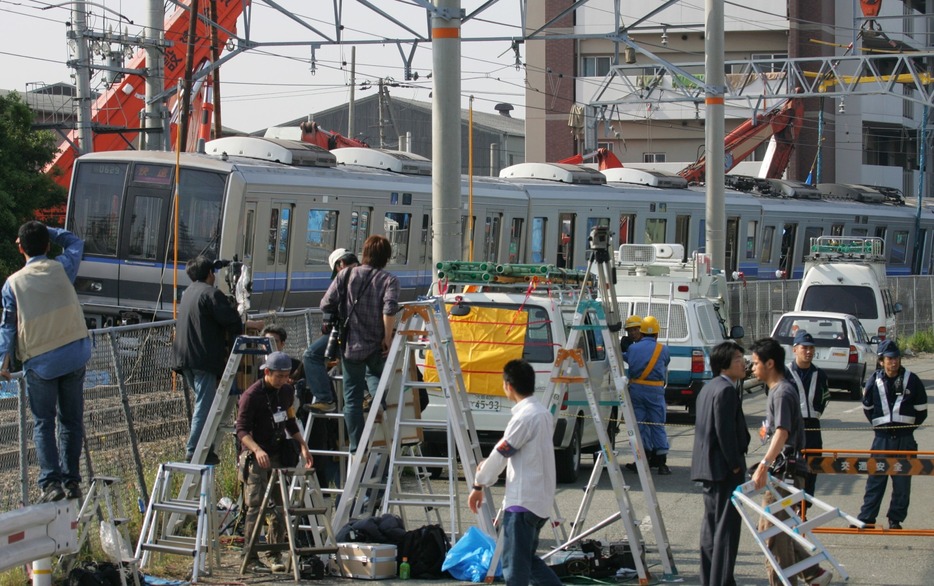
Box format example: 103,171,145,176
624,315,643,330
640,315,660,335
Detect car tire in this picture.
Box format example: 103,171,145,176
555,419,582,484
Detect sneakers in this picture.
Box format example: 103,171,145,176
809,567,833,586
64,481,83,501
362,393,374,412
309,401,337,413
269,561,287,573
889,520,903,530
39,482,66,503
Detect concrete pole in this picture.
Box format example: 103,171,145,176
490,142,499,176
72,0,93,155
704,0,726,269
145,0,164,150
431,0,462,276
378,78,385,148
348,46,356,138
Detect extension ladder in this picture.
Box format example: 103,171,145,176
136,462,219,582
240,467,342,581
331,298,497,540
732,475,860,585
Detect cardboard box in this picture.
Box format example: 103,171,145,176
337,543,398,580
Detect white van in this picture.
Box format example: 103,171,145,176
794,237,901,341
419,287,615,483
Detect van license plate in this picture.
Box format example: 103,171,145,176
471,395,501,412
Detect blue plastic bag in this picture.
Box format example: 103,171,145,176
441,526,503,582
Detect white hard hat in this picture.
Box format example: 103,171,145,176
328,248,348,271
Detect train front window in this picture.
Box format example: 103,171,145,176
68,162,128,256
128,196,163,260
175,169,225,260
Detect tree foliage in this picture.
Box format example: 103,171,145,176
0,91,66,279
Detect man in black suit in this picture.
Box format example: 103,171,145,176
691,341,750,586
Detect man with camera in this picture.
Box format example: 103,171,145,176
750,338,832,586
302,248,359,413
173,256,263,464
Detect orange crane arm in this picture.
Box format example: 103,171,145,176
299,121,370,150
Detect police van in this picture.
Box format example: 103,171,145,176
611,244,745,414
794,236,901,342
418,265,616,483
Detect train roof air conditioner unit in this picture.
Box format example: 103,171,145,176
204,137,336,167
602,168,688,189
499,163,607,185
333,148,433,175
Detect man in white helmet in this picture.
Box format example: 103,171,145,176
301,248,358,412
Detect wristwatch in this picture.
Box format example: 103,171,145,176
471,484,483,491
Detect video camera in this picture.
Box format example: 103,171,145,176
212,258,232,271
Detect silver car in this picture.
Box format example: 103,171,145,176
771,311,878,399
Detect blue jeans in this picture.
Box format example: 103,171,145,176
630,385,669,454
303,334,335,403
184,369,218,457
26,367,85,488
859,433,916,524
341,351,385,452
501,511,562,586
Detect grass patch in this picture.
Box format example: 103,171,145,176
905,329,934,354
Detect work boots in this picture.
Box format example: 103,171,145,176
656,454,671,475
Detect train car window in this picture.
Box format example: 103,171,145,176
277,207,291,266
461,215,476,260
127,196,163,260
508,218,524,263
890,230,909,264
676,215,690,261
176,169,225,261
385,212,412,264
267,208,279,264
851,227,868,237
350,207,371,257
531,217,546,263
779,223,797,276
875,226,887,248
831,224,844,237
645,218,666,244
243,209,255,261
305,209,339,266
68,162,129,256
556,213,575,269
618,214,635,244
746,221,758,259
760,226,775,263
801,227,823,262
483,214,502,262
419,214,430,264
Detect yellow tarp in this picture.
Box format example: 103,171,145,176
423,305,528,396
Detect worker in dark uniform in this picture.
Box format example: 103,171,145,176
783,331,830,497
857,339,928,530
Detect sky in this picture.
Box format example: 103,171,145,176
0,0,534,134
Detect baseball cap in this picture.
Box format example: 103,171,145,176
877,339,900,358
793,331,815,347
260,351,292,372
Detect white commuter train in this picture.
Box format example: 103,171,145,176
64,136,934,325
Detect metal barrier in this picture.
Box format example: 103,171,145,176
0,308,322,515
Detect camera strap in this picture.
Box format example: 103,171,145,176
341,267,377,330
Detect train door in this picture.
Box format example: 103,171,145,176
778,222,798,278
349,205,372,258
675,215,690,261
725,217,739,274
915,229,930,275
265,202,294,310
530,216,547,263
556,212,576,268
118,179,172,311
507,217,524,263
482,211,503,263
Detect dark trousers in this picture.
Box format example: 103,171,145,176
699,470,744,586
859,433,916,524
803,418,822,497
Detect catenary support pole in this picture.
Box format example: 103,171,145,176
145,0,164,150
704,0,726,269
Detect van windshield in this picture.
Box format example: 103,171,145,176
801,285,878,320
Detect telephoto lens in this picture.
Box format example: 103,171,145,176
324,326,341,360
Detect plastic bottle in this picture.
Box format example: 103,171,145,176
399,557,411,580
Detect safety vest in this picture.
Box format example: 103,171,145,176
787,362,822,419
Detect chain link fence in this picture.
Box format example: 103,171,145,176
0,308,322,516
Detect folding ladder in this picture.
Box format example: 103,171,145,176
331,298,497,540
136,462,219,582
239,467,341,581
732,475,860,585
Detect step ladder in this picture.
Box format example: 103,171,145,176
332,298,497,540
62,476,140,586
136,462,219,582
732,475,859,585
239,467,342,581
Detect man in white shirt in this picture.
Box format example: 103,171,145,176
468,359,561,586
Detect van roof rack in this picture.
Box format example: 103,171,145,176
806,236,885,262
436,261,589,288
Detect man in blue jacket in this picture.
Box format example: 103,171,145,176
857,339,928,529
0,221,91,502
624,315,672,474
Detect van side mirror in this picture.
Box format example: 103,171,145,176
869,335,881,345
893,302,903,314
729,325,745,340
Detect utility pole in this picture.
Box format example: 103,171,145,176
179,0,201,153
704,0,726,270
144,0,164,150
432,0,462,272
348,46,356,139
70,0,93,155
378,78,386,148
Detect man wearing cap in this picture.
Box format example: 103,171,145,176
784,331,830,497
620,315,643,354
857,339,928,530
302,248,359,413
236,351,314,572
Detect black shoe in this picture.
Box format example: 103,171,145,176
624,462,638,472
657,464,672,475
889,520,903,530
64,481,83,501
205,451,221,466
39,482,66,503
